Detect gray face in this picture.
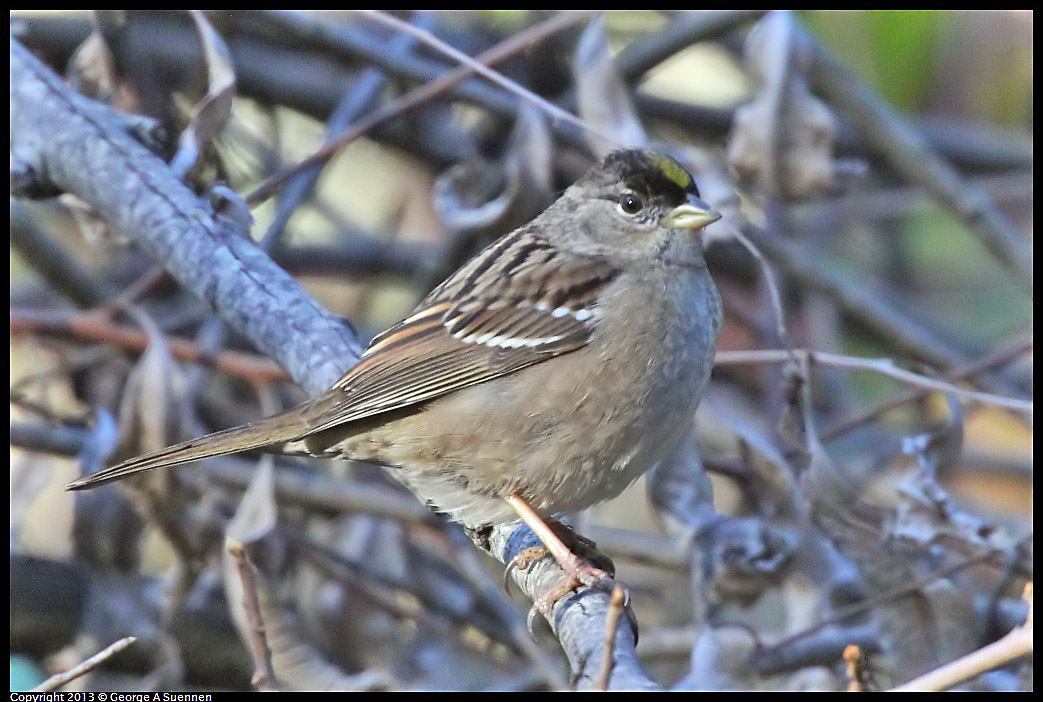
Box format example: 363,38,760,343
542,150,709,266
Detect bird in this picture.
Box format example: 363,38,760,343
68,148,722,606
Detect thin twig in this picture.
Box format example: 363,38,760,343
843,644,870,692
727,226,792,352
614,10,767,83
246,11,595,205
594,585,628,691
32,637,137,692
11,201,115,307
755,549,1000,662
739,221,996,379
227,540,279,691
715,349,1032,413
259,12,431,250
10,308,289,383
821,336,1033,440
361,10,615,144
890,584,1032,691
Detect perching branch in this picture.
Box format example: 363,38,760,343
11,37,359,396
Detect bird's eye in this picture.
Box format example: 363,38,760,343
619,193,644,215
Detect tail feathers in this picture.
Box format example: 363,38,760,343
67,407,311,491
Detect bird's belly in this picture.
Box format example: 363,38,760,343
333,339,709,528
327,273,719,528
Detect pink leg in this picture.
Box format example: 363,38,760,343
504,493,615,614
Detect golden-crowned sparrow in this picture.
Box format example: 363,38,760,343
68,148,722,595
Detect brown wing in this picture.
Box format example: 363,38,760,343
66,232,618,491
294,231,619,436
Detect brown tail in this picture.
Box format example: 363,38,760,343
66,404,314,491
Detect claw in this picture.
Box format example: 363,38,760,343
503,568,514,599
504,545,551,598
524,566,625,640
499,495,624,637
526,604,541,640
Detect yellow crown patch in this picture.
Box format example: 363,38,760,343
647,151,693,190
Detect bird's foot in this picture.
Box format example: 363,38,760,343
500,496,627,634
504,545,551,595
534,556,616,614
504,520,623,635
504,519,615,597
525,558,623,637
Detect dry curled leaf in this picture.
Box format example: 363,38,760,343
225,457,279,548
116,309,181,463
889,467,1014,556
432,158,515,236
221,460,392,691
727,11,841,199
119,346,171,456
66,11,141,112
891,395,1017,557
504,104,554,210
67,30,118,103
433,105,552,242
573,13,647,156
170,10,237,179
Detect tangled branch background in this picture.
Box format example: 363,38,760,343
10,10,1032,692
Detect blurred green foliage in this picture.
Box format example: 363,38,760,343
897,206,1031,342
801,10,946,113
800,10,1031,126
